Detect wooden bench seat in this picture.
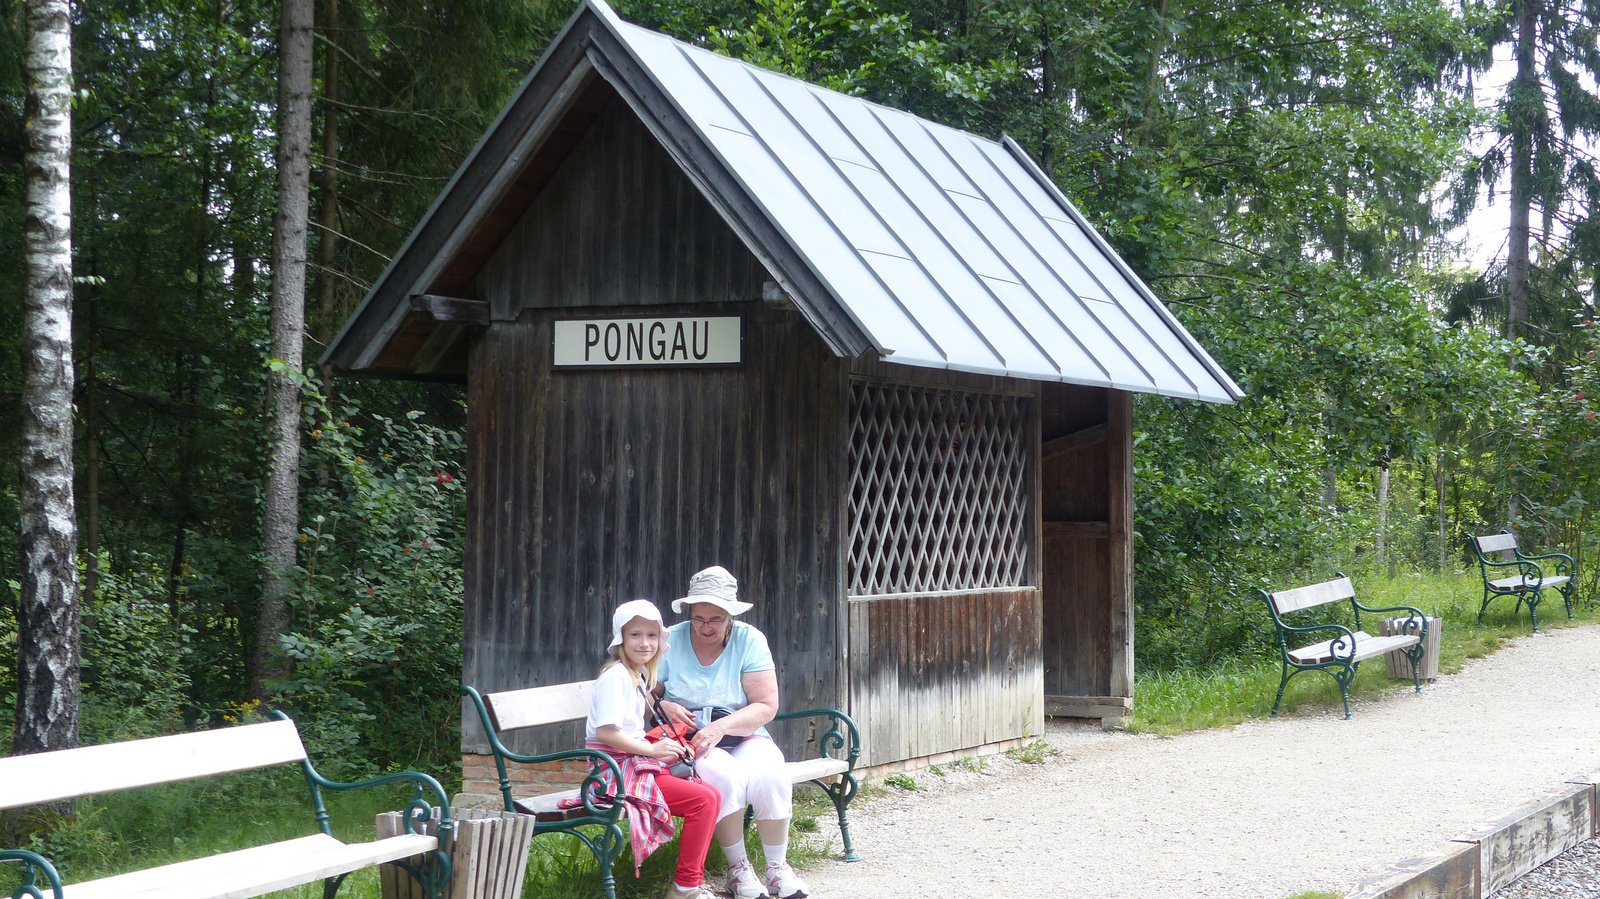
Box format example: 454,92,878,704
1260,575,1428,719
507,757,853,822
1285,631,1419,666
463,682,863,899
1469,531,1577,631
0,714,452,899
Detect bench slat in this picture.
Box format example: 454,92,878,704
485,682,594,732
1490,575,1570,590
1475,533,1520,553
1287,632,1419,665
1269,577,1356,615
0,719,307,812
66,832,437,899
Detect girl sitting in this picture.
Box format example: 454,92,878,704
588,599,723,899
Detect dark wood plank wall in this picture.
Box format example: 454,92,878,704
476,92,767,319
1040,383,1121,703
847,589,1043,765
462,93,846,757
463,303,845,758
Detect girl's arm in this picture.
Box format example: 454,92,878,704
594,724,690,763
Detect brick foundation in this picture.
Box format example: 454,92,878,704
460,752,593,800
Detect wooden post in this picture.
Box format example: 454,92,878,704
1106,390,1134,710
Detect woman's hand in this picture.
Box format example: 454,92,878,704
660,699,696,728
689,720,728,756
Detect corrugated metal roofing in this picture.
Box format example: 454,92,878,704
590,0,1242,404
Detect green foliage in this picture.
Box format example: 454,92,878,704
883,772,924,791
1005,739,1057,765
949,754,987,773
268,379,467,777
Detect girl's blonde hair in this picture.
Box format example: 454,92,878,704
601,619,663,689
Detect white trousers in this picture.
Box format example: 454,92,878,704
695,736,793,822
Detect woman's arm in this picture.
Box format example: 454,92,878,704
594,724,690,763
688,669,779,754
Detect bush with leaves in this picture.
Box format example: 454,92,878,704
266,380,467,778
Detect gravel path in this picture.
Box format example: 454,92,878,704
799,624,1600,899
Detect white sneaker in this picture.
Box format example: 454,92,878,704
765,862,809,899
665,884,717,899
725,858,766,899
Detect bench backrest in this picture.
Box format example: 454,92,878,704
0,718,307,811
1266,576,1356,616
483,681,595,734
1471,532,1519,555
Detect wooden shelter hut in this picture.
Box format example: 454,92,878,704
322,0,1242,778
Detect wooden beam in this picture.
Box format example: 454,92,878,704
1041,422,1107,461
1042,521,1109,539
410,294,489,326
1045,695,1132,719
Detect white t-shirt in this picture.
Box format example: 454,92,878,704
585,661,649,744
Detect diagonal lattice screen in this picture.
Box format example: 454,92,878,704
846,380,1031,596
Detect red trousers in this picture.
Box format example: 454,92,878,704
656,773,722,887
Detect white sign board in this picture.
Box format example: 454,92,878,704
553,316,742,368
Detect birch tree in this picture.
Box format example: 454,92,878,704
250,0,314,700
14,0,79,755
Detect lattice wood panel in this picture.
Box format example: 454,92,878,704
847,381,1030,596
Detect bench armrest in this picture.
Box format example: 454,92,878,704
773,707,861,772
460,685,624,821
270,710,455,895
1517,550,1574,576
1353,602,1428,637
1,849,63,899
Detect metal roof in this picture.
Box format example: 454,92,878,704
590,0,1241,403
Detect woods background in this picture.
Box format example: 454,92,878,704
1,0,1598,777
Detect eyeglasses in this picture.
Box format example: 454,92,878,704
691,616,728,628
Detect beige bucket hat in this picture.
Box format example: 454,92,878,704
671,565,753,616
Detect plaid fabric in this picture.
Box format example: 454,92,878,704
567,751,673,874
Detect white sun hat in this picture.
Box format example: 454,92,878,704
609,599,670,652
671,565,753,616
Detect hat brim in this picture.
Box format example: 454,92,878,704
671,594,754,616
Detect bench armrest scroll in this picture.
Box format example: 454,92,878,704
269,710,455,894
1353,603,1428,637
772,708,861,772
460,685,623,819
1,850,63,899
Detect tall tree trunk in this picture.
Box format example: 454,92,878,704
316,0,341,342
250,0,314,701
15,0,80,757
84,248,100,603
1436,453,1448,572
1506,0,1540,338
1376,461,1391,570
1135,0,1170,148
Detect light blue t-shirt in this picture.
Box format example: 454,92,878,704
659,620,776,739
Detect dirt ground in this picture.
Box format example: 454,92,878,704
798,624,1600,899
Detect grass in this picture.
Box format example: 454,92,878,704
1131,570,1599,735
883,772,924,791
1005,739,1058,765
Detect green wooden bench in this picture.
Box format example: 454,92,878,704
1260,575,1428,719
462,681,862,899
1467,531,1576,632
0,712,452,899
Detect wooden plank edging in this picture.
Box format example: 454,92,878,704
1347,773,1600,899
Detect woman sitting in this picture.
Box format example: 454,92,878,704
656,566,810,899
